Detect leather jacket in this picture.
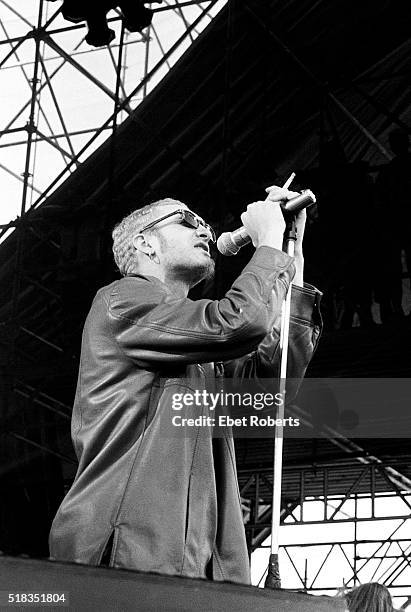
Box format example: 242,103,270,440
49,246,322,584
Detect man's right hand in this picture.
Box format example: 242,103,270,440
241,200,286,251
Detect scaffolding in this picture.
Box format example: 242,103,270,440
0,0,227,234
242,460,411,606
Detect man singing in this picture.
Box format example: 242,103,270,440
49,187,321,584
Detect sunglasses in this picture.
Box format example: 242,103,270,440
139,209,216,243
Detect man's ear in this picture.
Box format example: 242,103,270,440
133,234,160,263
133,233,153,256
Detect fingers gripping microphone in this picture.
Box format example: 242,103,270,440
216,190,316,256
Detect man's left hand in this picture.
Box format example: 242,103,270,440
265,185,306,256
265,185,307,286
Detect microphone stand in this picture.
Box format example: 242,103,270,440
264,215,297,589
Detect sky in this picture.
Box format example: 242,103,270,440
0,1,226,233
251,494,411,608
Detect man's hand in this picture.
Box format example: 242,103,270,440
265,185,300,203
240,185,307,264
241,186,300,250
241,200,285,251
266,185,307,252
265,185,307,286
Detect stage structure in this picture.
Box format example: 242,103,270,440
1,1,411,607
0,0,227,231
241,458,411,600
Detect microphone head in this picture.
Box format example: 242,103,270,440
216,232,240,256
217,226,252,256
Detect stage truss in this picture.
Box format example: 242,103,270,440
243,460,411,607
0,0,226,235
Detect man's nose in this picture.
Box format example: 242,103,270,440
195,224,212,242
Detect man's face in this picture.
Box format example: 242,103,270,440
146,204,215,287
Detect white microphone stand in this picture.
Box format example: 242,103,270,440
264,215,297,589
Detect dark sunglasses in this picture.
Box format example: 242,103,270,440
139,209,216,243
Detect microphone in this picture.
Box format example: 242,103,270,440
216,190,316,256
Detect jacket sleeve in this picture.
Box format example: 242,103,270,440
223,283,322,386
108,247,296,367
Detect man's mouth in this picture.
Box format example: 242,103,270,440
194,243,210,255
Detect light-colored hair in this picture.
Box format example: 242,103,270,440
112,198,185,276
345,583,394,612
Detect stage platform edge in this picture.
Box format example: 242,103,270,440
0,555,347,611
